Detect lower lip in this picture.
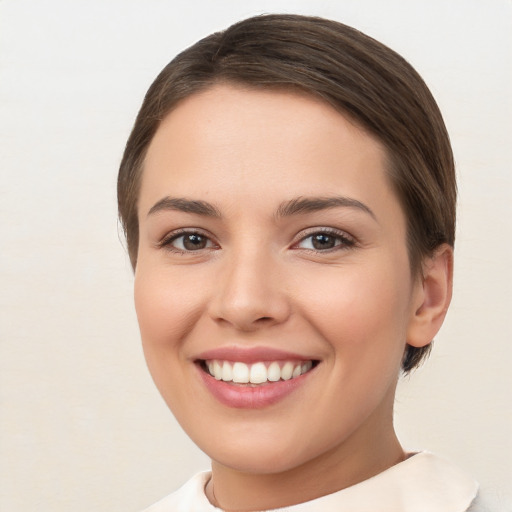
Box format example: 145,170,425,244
196,364,314,409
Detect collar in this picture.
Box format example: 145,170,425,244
273,451,479,512
160,451,478,511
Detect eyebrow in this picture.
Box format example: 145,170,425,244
147,197,222,218
275,196,376,220
147,195,375,221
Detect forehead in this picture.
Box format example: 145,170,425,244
140,84,399,220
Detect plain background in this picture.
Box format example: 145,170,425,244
1,0,511,510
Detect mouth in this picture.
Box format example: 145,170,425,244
193,347,320,408
197,359,319,386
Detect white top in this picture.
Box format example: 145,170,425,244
142,452,479,512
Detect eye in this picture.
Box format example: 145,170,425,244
161,230,217,252
295,230,355,251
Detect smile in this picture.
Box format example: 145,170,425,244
194,347,320,408
204,360,314,385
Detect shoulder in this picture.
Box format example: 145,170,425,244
395,452,478,511
286,451,478,512
140,472,216,512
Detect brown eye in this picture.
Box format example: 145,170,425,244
182,234,208,250
167,232,215,251
311,233,337,250
295,230,355,252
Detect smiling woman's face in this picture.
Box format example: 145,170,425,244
134,84,425,481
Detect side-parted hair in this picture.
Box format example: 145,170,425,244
118,14,456,372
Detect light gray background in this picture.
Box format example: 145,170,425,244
1,0,511,510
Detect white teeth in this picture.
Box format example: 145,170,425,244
232,362,250,383
250,362,267,384
267,361,281,382
281,361,294,380
213,360,222,380
205,359,314,384
221,361,233,382
302,361,312,373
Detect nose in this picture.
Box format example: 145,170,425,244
208,250,291,332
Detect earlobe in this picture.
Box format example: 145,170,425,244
407,244,454,348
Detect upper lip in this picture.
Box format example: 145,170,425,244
194,346,317,364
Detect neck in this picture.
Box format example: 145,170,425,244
205,401,405,511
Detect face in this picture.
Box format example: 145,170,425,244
135,85,422,477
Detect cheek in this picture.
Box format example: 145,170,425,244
297,262,411,362
133,267,205,413
134,267,200,364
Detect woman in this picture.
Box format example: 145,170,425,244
118,14,480,511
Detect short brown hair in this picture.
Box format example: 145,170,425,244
118,14,456,372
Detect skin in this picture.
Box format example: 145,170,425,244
134,84,452,511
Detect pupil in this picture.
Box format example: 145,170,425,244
312,234,335,250
183,234,206,250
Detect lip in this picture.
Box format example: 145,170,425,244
195,346,314,364
196,364,315,408
193,346,318,409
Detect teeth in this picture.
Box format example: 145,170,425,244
302,361,313,373
281,361,294,380
205,359,314,384
267,361,281,382
221,361,233,382
249,362,267,384
213,360,222,380
232,362,249,383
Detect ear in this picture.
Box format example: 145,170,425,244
407,244,454,348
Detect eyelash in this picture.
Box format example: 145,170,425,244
158,229,218,253
158,228,356,254
292,228,356,252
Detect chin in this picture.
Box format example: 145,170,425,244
209,442,314,475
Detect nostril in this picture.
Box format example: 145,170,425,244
208,286,291,330
255,316,276,324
